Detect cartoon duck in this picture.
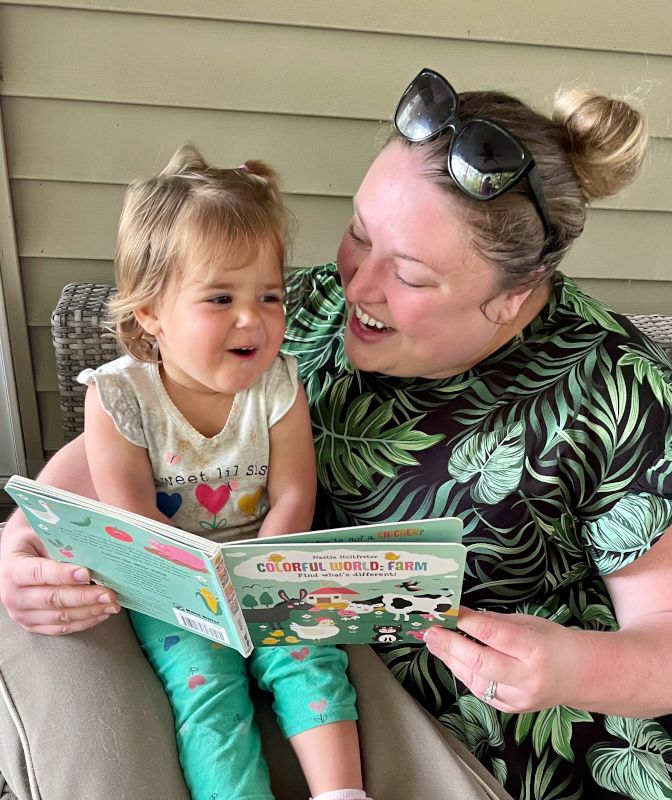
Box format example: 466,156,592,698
289,618,339,642
25,501,60,525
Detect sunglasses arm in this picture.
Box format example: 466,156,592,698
527,167,554,243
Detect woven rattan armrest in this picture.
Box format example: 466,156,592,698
51,283,120,441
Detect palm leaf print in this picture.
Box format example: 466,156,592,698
583,492,672,574
312,376,444,496
529,706,594,762
448,421,525,504
561,279,627,336
618,348,672,411
282,265,350,401
520,748,583,800
587,716,672,799
457,693,506,750
440,695,507,782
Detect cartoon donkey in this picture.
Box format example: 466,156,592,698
241,589,309,629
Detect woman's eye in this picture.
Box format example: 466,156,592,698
348,224,369,246
394,272,426,289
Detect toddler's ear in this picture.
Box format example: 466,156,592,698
134,306,162,337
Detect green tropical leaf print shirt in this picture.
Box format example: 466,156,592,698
282,264,672,800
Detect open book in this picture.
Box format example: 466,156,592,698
5,475,466,657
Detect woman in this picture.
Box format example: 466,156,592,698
1,68,671,800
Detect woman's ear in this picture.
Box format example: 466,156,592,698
134,305,162,337
484,287,534,325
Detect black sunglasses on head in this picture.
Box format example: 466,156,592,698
393,68,554,241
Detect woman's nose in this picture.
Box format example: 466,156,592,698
345,255,386,304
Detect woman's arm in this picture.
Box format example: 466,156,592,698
258,385,317,537
0,436,122,634
423,527,672,717
84,384,171,524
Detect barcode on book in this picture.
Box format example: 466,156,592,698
173,609,230,645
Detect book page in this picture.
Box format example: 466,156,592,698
224,539,466,648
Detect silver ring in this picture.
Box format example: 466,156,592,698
483,680,497,703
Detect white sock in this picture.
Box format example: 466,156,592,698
311,790,369,800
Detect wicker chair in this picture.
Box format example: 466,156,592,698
51,282,672,442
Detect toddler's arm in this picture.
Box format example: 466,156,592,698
84,384,171,525
258,384,316,537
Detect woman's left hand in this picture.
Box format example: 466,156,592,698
423,607,583,712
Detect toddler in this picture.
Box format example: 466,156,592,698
79,145,371,800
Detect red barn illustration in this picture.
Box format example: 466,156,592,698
305,586,359,609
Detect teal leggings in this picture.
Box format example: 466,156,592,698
130,611,358,800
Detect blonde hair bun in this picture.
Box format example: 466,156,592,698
552,89,648,202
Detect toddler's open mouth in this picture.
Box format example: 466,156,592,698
230,346,257,358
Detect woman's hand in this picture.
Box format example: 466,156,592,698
0,514,120,634
425,532,672,718
423,607,583,713
0,435,122,635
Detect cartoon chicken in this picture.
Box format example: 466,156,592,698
289,618,340,642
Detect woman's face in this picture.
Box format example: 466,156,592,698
337,141,529,379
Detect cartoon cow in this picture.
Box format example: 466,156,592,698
346,591,454,622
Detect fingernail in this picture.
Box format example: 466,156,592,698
97,593,112,604
104,605,120,615
74,568,89,582
423,628,439,645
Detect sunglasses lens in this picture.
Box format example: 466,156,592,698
450,120,526,198
395,71,458,142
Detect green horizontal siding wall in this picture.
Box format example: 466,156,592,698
0,1,670,455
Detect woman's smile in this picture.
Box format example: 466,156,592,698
353,303,393,331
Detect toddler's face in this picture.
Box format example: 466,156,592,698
142,238,286,397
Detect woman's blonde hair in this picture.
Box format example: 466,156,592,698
390,87,648,291
107,144,289,360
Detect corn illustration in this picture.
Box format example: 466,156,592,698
196,587,222,616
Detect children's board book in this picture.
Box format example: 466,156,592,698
5,475,466,657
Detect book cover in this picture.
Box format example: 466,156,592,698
5,476,465,655
226,539,465,648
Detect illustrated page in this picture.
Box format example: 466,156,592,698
224,540,466,647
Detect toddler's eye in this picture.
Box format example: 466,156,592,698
209,295,232,305
261,294,282,303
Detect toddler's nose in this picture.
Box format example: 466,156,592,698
234,305,261,328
